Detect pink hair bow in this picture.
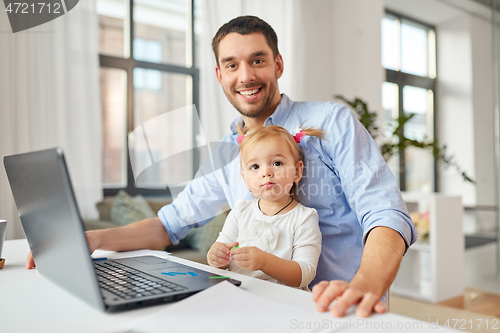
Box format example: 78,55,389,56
294,130,306,143
237,135,245,144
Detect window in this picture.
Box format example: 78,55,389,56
133,39,163,90
97,0,200,196
381,12,437,192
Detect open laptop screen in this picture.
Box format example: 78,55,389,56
4,148,105,311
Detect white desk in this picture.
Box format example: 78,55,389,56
0,239,459,333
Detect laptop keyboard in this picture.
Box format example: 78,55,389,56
95,260,186,299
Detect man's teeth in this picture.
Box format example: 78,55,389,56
239,88,259,97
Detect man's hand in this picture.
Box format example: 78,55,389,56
207,241,238,268
312,280,387,318
26,251,36,270
312,227,405,318
26,231,99,269
230,246,267,271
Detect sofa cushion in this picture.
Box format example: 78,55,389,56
92,194,228,260
96,196,172,221
147,199,172,214
110,190,157,226
96,197,114,221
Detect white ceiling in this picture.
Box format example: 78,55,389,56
384,0,491,26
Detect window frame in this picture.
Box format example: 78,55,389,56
384,10,438,192
99,0,199,197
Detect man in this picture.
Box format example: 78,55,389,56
27,16,417,318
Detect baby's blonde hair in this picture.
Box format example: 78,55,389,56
237,122,326,164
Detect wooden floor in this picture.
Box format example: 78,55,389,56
391,288,500,333
439,288,500,318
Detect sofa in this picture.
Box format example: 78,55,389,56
83,192,227,265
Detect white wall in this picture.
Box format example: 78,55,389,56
280,0,385,110
287,0,385,119
470,15,495,207
436,16,477,206
288,0,385,121
330,0,384,119
437,9,494,207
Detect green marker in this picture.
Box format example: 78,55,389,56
231,245,239,250
209,276,230,279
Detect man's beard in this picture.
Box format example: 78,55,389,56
225,77,278,119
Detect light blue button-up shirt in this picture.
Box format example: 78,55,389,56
158,94,417,287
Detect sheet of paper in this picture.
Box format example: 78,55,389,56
91,249,171,260
107,281,460,333
109,281,352,333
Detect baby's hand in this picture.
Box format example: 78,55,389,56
230,246,267,271
207,241,238,268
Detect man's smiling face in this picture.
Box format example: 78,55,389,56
215,32,283,122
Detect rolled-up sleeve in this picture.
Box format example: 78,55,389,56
158,168,228,245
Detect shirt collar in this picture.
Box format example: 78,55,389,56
230,94,293,135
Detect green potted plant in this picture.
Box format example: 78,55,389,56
334,95,475,184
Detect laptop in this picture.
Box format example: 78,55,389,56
3,148,241,312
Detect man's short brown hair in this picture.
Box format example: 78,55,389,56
212,15,279,66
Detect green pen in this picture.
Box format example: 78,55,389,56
209,276,230,279
231,245,239,250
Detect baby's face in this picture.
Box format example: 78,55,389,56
240,137,302,203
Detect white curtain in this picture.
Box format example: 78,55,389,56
198,0,307,143
0,1,102,240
